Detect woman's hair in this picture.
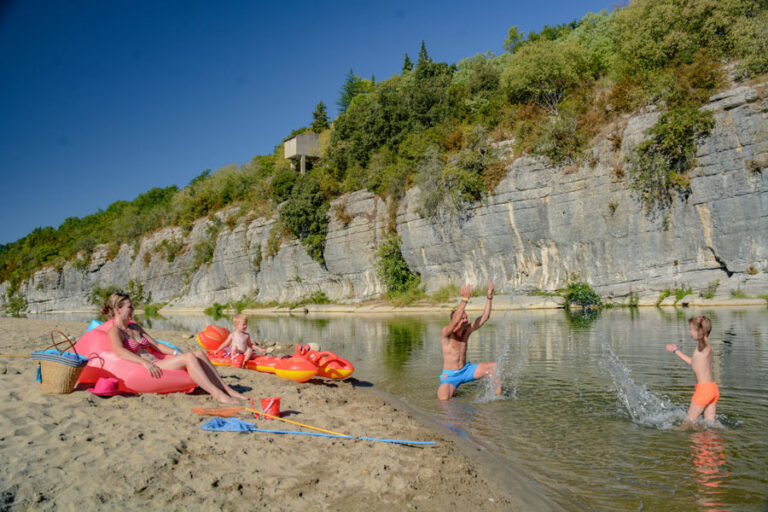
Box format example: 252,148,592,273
100,292,131,318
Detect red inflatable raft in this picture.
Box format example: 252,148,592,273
196,324,354,382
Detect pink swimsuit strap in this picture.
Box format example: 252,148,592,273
123,334,151,354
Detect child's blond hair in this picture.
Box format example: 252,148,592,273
689,315,712,350
233,314,247,325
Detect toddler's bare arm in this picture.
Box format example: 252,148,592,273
216,333,233,354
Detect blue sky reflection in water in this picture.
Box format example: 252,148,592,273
35,307,768,511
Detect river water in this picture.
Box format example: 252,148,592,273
34,307,768,511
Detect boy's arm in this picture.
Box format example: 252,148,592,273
665,344,692,365
471,281,494,331
441,284,472,336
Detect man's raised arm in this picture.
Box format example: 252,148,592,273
441,283,473,336
471,281,494,330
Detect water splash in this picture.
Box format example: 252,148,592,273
601,348,686,430
475,289,530,402
477,339,528,402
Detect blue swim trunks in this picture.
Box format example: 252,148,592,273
439,362,479,389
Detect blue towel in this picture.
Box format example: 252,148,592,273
201,417,256,432
30,350,88,367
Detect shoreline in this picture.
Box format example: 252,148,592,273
0,317,563,510
30,294,768,317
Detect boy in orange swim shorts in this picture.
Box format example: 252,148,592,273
666,315,720,426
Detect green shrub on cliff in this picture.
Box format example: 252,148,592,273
170,165,259,228
612,0,764,77
731,8,768,77
157,238,184,263
414,126,504,218
278,172,330,265
503,38,593,114
630,106,715,212
376,235,420,297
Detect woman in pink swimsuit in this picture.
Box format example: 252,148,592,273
103,292,246,404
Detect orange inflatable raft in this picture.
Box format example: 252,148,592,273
196,325,354,383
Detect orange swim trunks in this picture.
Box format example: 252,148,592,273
692,382,719,407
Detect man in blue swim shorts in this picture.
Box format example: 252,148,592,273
438,282,500,400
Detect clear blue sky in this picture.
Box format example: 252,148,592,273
0,0,613,245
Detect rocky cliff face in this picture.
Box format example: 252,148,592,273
399,84,768,300
4,83,767,312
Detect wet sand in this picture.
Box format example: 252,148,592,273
0,317,558,511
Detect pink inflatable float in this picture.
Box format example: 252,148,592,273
75,319,196,394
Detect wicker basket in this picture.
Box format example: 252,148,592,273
31,330,88,394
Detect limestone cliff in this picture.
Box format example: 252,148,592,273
4,83,767,312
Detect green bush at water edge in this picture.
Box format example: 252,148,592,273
562,281,602,309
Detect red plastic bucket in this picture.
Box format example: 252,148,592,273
260,397,281,419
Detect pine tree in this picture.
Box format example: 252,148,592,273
402,52,413,72
418,40,430,66
311,101,329,133
415,40,436,80
336,69,370,113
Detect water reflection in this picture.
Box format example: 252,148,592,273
134,314,160,329
438,399,473,440
382,320,425,372
565,308,601,328
690,430,730,512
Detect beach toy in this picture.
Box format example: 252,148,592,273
75,319,197,394
195,326,354,382
244,355,280,373
274,357,318,382
294,344,355,380
260,397,281,418
196,324,230,351
231,353,246,368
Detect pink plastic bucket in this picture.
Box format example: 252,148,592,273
260,397,281,419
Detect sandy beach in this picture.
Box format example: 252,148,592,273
0,317,558,511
